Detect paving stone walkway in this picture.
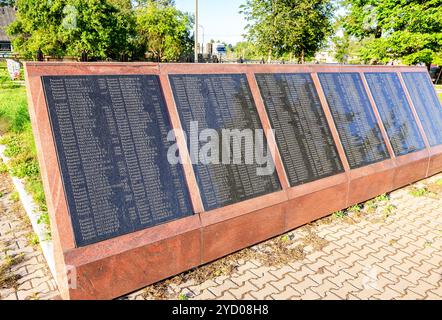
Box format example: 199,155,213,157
0,171,58,300
126,175,442,300
1,169,441,300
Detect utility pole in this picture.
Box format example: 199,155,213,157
199,25,205,55
194,0,199,63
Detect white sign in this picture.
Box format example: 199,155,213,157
6,59,21,80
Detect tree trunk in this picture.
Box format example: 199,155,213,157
268,49,272,64
297,50,305,64
375,26,382,39
436,68,442,85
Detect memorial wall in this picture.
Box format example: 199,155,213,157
318,72,390,169
169,74,281,211
255,73,344,186
24,63,442,299
364,72,426,156
42,75,193,246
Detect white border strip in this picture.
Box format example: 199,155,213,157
0,143,56,279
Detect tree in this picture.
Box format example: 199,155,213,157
7,0,135,60
240,0,334,63
233,41,260,60
133,0,174,8
0,0,15,6
135,0,193,62
332,33,350,63
341,0,442,69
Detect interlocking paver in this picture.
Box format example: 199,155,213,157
0,172,58,301
328,282,360,299
299,288,321,300
231,270,260,286
228,281,259,299
207,279,237,297
327,269,357,287
271,286,302,300
249,283,279,300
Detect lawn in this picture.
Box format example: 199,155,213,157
436,85,442,103
0,62,49,230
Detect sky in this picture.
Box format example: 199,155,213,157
174,0,247,45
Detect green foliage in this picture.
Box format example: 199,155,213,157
9,191,19,202
135,0,193,62
178,293,189,300
0,0,15,6
333,210,348,218
409,187,429,197
341,0,442,67
27,233,40,247
0,62,49,233
7,0,136,60
363,199,377,213
6,0,193,61
233,41,261,60
0,67,29,134
348,204,361,213
0,162,8,174
374,194,389,202
26,177,47,212
383,204,396,216
9,156,40,178
240,0,334,63
37,212,50,227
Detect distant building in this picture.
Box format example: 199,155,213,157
0,6,16,53
314,50,337,64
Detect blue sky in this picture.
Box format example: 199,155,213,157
175,0,247,45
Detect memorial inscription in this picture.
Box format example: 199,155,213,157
402,72,442,147
318,73,390,169
365,72,425,156
255,73,344,186
169,74,282,211
42,75,193,247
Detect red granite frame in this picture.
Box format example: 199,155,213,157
24,62,441,300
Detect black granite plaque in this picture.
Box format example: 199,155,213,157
255,73,344,186
402,72,442,147
42,75,193,247
318,73,390,169
169,74,281,211
365,73,425,156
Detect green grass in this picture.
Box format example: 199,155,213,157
374,194,389,202
0,62,50,235
409,187,429,197
27,232,40,247
178,293,189,300
333,210,348,218
9,191,19,202
348,204,361,213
